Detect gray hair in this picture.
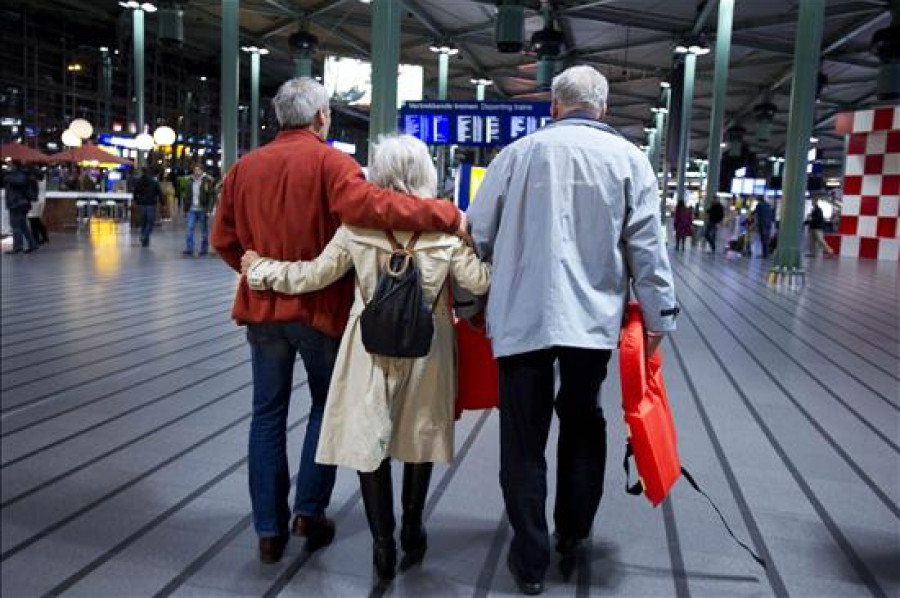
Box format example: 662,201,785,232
272,78,329,129
369,134,437,198
551,65,609,112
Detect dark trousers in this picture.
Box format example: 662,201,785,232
245,322,340,537
704,223,718,252
758,224,771,258
139,205,157,246
29,217,48,244
9,208,37,251
498,347,611,581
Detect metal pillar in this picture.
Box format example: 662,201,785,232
133,8,145,166
369,0,401,142
773,0,826,274
250,51,260,149
705,0,734,208
294,53,312,78
675,52,696,204
658,85,672,221
476,82,486,101
438,52,449,100
101,49,112,131
220,0,239,173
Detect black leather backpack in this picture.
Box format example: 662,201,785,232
359,231,441,358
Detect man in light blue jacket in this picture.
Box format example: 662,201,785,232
468,65,677,595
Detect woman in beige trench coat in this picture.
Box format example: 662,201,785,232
241,134,491,582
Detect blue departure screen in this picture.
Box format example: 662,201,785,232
399,101,551,147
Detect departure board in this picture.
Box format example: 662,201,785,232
399,101,551,147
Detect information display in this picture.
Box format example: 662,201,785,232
400,101,551,147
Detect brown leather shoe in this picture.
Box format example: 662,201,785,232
292,515,336,552
258,535,289,564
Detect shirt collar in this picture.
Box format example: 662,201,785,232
557,109,600,122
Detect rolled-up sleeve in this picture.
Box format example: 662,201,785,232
247,227,354,294
622,159,678,333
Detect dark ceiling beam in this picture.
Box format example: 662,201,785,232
401,0,511,98
725,10,886,131
732,2,883,32
575,34,674,58
690,0,719,36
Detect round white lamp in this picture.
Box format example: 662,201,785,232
153,126,176,146
69,118,93,139
135,133,155,151
62,129,82,147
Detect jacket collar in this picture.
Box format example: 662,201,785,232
273,128,325,145
547,113,625,139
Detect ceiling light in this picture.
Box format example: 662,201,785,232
470,78,492,86
674,44,688,54
141,2,157,12
644,127,656,133
99,46,109,52
259,48,270,55
67,64,83,72
810,136,819,144
660,81,670,89
199,76,207,81
689,45,710,55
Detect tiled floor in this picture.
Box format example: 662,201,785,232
1,222,898,597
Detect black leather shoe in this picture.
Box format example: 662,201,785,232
292,515,336,552
258,535,289,564
555,534,579,581
507,552,544,595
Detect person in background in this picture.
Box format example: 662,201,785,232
240,134,492,583
673,199,693,252
805,197,835,258
132,168,163,248
182,164,216,256
78,169,97,192
704,198,725,253
27,171,49,245
468,65,677,595
753,196,774,258
211,78,467,566
3,161,39,254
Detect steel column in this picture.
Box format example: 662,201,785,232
250,51,260,149
476,82,486,101
221,0,240,173
369,0,401,142
675,52,696,204
773,0,826,272
658,85,672,221
438,52,449,100
294,54,312,78
133,8,145,166
705,0,734,208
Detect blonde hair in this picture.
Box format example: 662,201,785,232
369,134,437,198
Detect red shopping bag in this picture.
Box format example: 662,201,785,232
455,319,499,418
619,302,681,506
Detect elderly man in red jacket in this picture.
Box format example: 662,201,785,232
212,78,464,564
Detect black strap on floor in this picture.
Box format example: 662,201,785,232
622,442,767,569
679,467,768,569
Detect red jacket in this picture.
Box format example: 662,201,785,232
212,129,461,337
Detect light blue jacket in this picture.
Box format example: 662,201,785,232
468,116,677,358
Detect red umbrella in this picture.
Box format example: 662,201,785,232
51,143,134,166
0,142,50,164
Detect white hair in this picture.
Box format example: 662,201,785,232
272,78,329,129
368,134,437,198
551,65,609,113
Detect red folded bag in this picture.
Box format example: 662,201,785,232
619,301,681,506
455,319,499,418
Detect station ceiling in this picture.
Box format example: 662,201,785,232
31,0,891,159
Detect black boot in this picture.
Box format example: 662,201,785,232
399,462,432,571
358,460,397,581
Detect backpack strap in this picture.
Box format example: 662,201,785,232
384,231,422,252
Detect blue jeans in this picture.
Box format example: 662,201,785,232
140,206,157,246
704,222,718,252
246,322,341,538
185,209,209,253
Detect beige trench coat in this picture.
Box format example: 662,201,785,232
247,225,491,473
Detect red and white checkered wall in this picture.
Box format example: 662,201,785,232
825,105,900,260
